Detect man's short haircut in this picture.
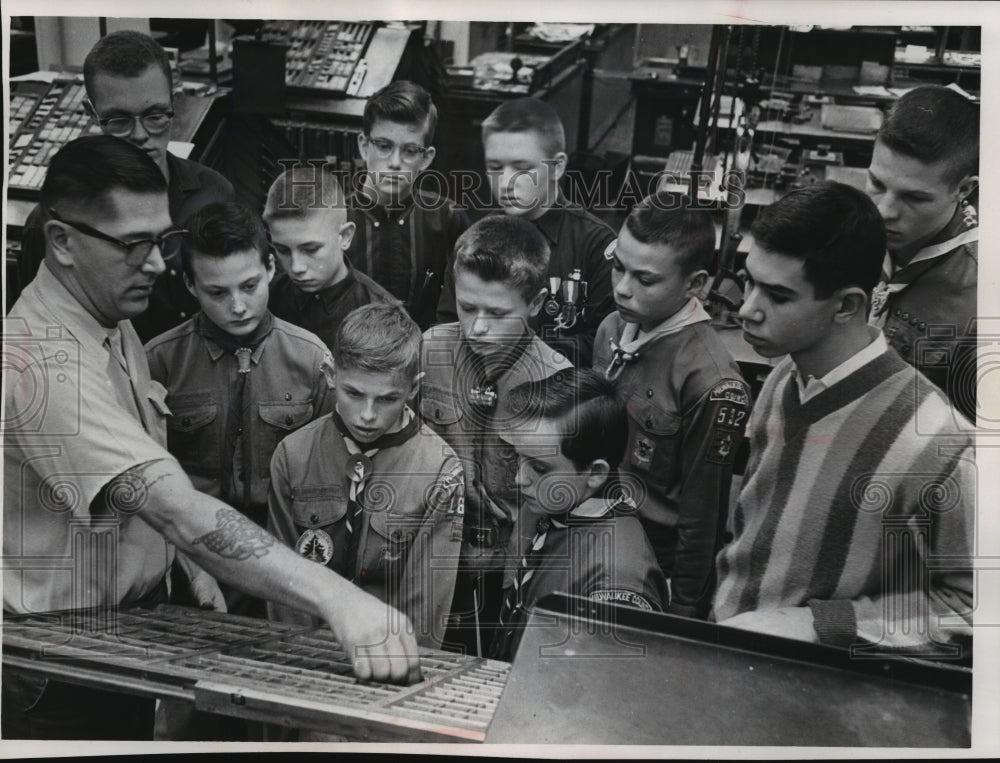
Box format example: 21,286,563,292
363,80,438,145
334,302,421,380
262,164,346,222
182,202,269,282
83,30,173,98
40,135,167,220
877,85,979,186
750,181,886,299
481,97,566,156
507,368,628,471
624,193,716,276
452,216,550,303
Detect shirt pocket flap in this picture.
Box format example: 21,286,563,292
368,509,422,544
167,392,218,432
290,485,348,528
420,384,462,426
626,394,681,436
259,401,314,431
146,380,172,417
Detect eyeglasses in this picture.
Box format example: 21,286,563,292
48,208,188,267
95,110,174,138
363,136,429,164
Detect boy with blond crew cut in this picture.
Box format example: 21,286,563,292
422,215,572,655
146,201,334,619
348,80,470,330
437,97,615,367
593,193,750,619
268,302,464,650
263,165,394,352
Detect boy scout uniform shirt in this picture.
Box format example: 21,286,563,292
869,206,977,424
266,411,464,649
4,263,174,615
145,313,334,529
347,188,471,330
419,323,573,581
268,262,396,353
437,194,616,367
17,153,235,341
594,304,751,618
492,498,668,662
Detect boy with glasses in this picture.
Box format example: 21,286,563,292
17,30,234,342
347,80,470,330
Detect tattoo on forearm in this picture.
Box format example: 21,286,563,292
192,507,275,560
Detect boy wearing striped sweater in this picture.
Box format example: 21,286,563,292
712,182,974,659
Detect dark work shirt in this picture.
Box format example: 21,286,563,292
17,152,235,342
268,263,396,353
437,194,616,367
347,188,470,330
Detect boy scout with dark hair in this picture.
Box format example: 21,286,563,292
490,367,668,662
146,200,334,618
594,193,750,619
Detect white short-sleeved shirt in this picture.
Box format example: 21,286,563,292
4,263,175,614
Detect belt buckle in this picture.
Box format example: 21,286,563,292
466,524,498,548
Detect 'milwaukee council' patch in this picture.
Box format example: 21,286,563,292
589,589,654,610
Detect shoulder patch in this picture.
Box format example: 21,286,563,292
709,379,750,407
590,589,654,610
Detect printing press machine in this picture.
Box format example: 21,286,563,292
2,592,971,746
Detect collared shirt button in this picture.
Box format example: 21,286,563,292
182,416,191,426
646,389,654,398
373,221,380,228
310,513,319,524
901,312,910,320
180,312,187,318
910,317,919,326
398,218,404,226
645,418,653,428
894,308,902,316
285,393,292,401
237,427,243,435
169,269,177,276
284,415,293,425
918,322,926,330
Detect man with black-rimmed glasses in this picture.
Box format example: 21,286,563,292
17,30,234,342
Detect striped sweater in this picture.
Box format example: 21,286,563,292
712,348,974,653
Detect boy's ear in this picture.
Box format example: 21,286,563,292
265,252,276,283
685,269,710,299
183,271,197,297
551,151,568,182
357,133,369,162
957,174,979,203
585,459,611,492
407,371,425,401
417,145,436,172
338,220,356,250
320,354,337,389
527,287,549,318
833,286,868,324
43,220,74,268
83,98,100,126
